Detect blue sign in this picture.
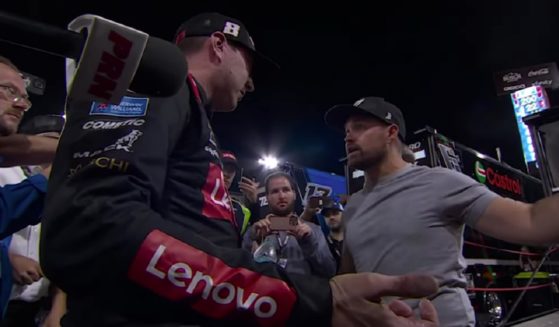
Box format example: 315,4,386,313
304,168,347,200
90,96,149,117
511,86,550,164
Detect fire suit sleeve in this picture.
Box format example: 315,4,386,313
0,174,45,239
40,88,331,327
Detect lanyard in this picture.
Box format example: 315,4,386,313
327,235,341,258
276,232,290,254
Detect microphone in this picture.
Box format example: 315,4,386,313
0,11,187,103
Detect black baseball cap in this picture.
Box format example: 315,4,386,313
324,97,406,140
321,200,344,213
174,13,279,73
19,115,64,135
221,151,239,169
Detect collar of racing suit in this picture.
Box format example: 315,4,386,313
187,74,212,118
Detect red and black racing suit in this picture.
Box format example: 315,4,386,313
40,76,332,326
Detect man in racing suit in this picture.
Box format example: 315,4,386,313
40,12,439,327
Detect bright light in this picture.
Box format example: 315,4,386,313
258,155,279,169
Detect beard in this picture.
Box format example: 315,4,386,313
0,116,17,136
329,226,343,233
327,221,342,231
270,202,295,217
348,147,386,171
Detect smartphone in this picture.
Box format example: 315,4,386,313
308,195,329,208
269,215,298,231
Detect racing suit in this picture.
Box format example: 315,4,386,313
40,76,332,326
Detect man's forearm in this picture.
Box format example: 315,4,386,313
531,193,559,243
51,287,67,315
0,134,58,167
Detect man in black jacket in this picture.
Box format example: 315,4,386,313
41,13,439,327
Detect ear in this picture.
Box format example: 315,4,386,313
208,32,228,61
387,124,400,142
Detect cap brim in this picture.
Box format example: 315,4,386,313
321,206,344,213
247,49,280,83
227,39,279,78
324,104,371,131
253,49,280,71
222,159,239,168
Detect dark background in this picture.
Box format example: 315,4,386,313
3,0,559,176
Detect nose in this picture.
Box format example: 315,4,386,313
344,129,355,144
12,99,29,112
223,171,233,181
245,77,255,93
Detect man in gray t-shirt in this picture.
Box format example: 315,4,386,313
324,96,559,327
343,165,496,326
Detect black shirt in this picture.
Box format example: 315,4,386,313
326,235,343,272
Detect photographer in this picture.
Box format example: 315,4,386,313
221,151,255,237
243,171,336,278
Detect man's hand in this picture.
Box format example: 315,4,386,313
41,315,62,327
10,253,43,285
239,177,260,204
41,287,66,327
330,273,439,327
38,163,52,179
301,197,321,222
290,221,312,240
250,215,272,241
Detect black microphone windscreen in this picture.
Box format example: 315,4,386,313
0,11,84,59
130,37,187,97
0,12,187,98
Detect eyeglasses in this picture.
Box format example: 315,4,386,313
0,84,32,110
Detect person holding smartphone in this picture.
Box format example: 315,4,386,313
221,151,253,237
243,171,336,278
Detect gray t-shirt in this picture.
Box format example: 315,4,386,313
344,164,498,327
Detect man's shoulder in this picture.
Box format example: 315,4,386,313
231,198,247,210
428,166,478,183
140,82,190,108
409,165,472,182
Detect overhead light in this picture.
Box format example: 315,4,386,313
258,155,279,170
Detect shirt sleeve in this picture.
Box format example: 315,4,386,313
0,174,45,239
8,225,29,256
435,168,499,227
298,223,337,278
